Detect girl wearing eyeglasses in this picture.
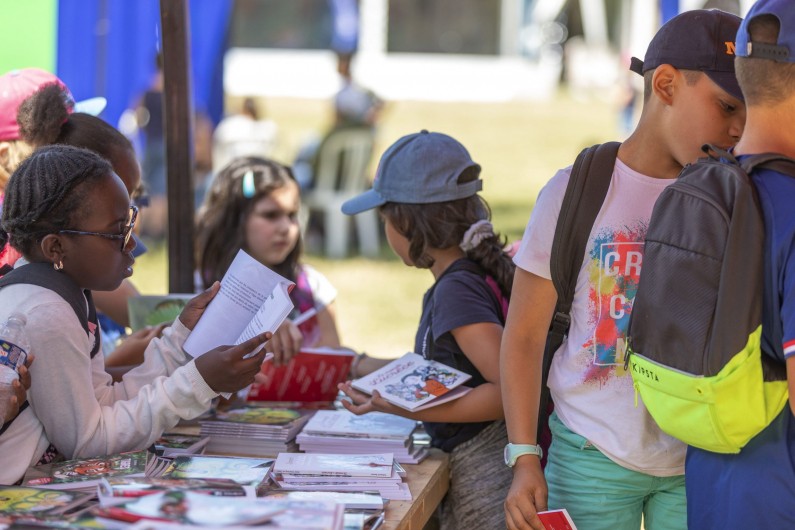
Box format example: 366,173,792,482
0,145,270,485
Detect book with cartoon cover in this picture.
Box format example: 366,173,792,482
160,455,273,488
0,486,92,517
351,352,472,411
24,451,151,491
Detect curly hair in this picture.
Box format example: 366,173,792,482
379,167,515,297
0,145,112,256
195,156,302,288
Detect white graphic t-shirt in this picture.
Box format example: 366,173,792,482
514,158,685,476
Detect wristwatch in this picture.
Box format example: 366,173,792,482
504,443,543,467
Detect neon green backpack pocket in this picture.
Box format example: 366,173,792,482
629,327,788,454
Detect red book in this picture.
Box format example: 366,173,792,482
247,347,356,403
538,509,578,530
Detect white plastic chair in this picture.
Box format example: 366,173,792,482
302,127,380,258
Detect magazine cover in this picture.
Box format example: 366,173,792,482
247,347,356,403
161,455,273,487
351,352,471,411
0,486,91,517
25,451,150,488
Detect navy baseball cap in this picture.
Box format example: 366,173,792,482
736,0,795,62
341,130,482,215
629,9,743,101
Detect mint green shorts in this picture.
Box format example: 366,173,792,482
545,413,687,530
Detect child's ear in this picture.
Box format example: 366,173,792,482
39,234,66,266
651,64,677,106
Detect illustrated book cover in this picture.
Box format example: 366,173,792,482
0,486,92,518
351,352,472,411
23,450,152,491
246,347,356,403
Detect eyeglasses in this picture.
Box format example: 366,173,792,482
59,205,139,252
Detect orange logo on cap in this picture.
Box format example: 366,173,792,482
725,42,736,55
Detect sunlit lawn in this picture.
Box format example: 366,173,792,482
132,91,619,358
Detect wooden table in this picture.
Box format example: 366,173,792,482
382,449,449,530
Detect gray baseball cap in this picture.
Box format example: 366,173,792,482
341,130,482,215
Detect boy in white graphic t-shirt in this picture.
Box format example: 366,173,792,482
500,9,746,530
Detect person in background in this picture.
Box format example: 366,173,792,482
500,10,745,530
16,83,157,369
194,156,341,370
686,2,795,527
0,68,105,273
339,130,514,529
0,144,270,485
212,97,279,178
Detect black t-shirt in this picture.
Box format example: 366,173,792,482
414,259,505,452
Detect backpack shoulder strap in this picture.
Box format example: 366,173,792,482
701,144,795,177
441,259,508,322
0,262,101,359
539,141,620,437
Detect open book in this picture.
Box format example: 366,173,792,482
351,352,472,411
183,250,294,357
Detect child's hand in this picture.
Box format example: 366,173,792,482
194,332,271,393
337,381,394,415
106,324,168,368
178,282,221,330
267,321,303,366
4,355,33,423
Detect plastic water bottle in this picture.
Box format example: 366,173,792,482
0,314,29,421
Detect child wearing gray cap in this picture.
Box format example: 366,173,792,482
340,130,514,529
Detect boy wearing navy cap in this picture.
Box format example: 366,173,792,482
686,1,795,527
501,9,746,530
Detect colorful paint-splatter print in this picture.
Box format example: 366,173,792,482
581,221,648,386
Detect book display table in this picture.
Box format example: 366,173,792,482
382,449,449,530
171,424,450,529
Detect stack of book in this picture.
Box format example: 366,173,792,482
199,405,315,456
297,409,428,464
270,452,411,501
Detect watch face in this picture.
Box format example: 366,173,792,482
503,445,511,466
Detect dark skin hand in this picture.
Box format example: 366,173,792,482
180,281,273,393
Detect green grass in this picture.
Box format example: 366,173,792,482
132,92,619,358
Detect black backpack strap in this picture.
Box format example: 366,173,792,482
540,141,620,440
702,145,795,177
0,262,101,359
